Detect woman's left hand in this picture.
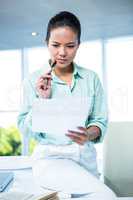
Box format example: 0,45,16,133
65,126,89,145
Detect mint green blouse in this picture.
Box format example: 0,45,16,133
17,62,108,145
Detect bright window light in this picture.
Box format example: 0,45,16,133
75,40,102,81
106,37,133,121
0,50,21,111
27,46,50,73
0,50,21,126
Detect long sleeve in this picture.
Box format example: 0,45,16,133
17,78,37,138
86,73,108,143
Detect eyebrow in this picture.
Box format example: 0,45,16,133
51,41,77,45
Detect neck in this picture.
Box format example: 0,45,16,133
54,63,73,77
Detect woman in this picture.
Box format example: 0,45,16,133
18,11,108,178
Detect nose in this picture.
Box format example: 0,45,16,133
58,47,66,57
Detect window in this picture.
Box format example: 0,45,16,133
0,50,21,126
75,40,103,81
0,50,22,156
106,37,133,121
27,46,50,74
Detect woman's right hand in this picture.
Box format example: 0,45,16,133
36,71,52,98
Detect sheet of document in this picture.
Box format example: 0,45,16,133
32,98,89,141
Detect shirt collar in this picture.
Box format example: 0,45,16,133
72,62,84,79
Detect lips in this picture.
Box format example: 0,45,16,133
57,59,67,63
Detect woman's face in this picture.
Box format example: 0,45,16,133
47,26,79,69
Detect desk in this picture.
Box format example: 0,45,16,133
0,156,42,194
117,199,133,200
0,156,126,200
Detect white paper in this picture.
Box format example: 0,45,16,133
32,98,89,142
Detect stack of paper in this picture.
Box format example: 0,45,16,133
0,191,59,200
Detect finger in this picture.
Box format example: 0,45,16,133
66,133,87,145
44,79,52,90
37,82,46,90
66,133,80,139
67,131,89,142
66,132,86,140
37,78,52,90
68,129,85,135
43,74,52,79
68,136,84,145
45,84,51,89
40,74,51,78
41,77,52,83
37,78,51,86
77,126,87,132
73,139,84,145
40,75,52,80
37,83,47,91
47,78,52,87
36,82,44,90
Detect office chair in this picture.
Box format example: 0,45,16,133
103,122,133,197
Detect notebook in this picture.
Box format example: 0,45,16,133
0,172,14,192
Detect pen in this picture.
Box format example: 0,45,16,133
49,59,56,70
43,60,56,88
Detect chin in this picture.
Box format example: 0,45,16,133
57,61,72,68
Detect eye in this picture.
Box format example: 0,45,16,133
52,44,59,47
67,45,75,48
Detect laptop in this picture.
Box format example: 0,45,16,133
0,172,14,192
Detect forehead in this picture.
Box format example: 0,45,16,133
49,26,78,43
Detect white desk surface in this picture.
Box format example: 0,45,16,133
0,156,132,200
117,197,133,200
